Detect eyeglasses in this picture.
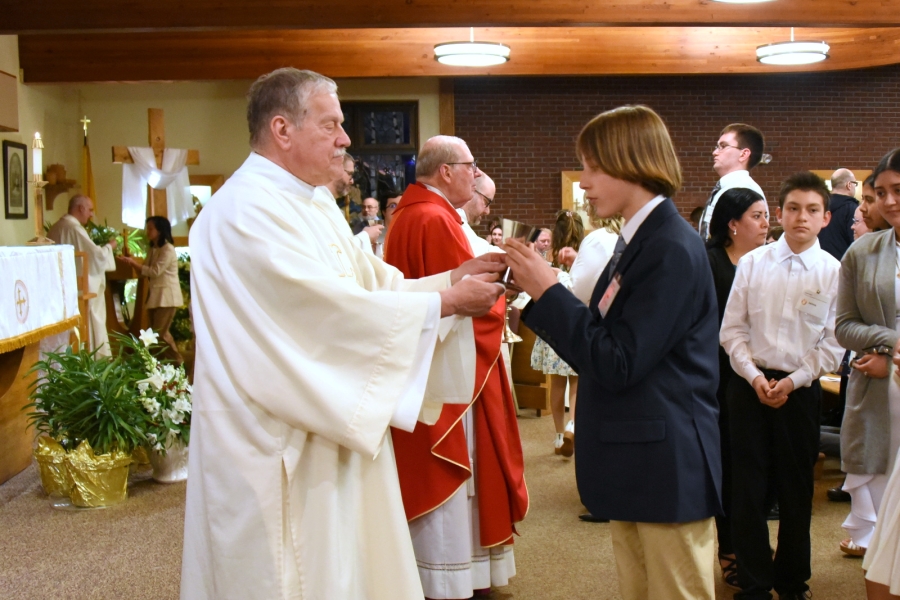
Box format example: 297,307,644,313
851,218,862,225
474,189,493,207
850,181,860,186
713,143,743,153
446,160,478,173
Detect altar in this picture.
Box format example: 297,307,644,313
0,245,79,484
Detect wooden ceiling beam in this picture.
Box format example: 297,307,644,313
4,0,900,34
18,27,900,83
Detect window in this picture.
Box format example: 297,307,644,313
342,101,418,199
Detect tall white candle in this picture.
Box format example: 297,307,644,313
32,132,42,177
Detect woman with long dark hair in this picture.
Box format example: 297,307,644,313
119,216,184,364
705,187,768,589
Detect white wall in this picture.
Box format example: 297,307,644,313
0,36,81,246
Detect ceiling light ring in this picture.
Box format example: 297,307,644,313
434,27,510,68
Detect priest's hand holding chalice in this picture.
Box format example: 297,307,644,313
362,216,384,244
440,253,508,317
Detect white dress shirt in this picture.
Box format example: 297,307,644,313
569,227,618,304
622,195,667,243
720,236,843,389
700,169,766,235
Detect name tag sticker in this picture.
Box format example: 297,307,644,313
797,289,829,320
598,274,622,318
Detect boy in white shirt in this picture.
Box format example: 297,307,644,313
720,172,843,600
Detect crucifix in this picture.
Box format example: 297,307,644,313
108,108,199,338
111,108,200,219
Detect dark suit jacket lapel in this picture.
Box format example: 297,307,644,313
587,198,677,315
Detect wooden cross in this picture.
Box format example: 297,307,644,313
112,108,199,219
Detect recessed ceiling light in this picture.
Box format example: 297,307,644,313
435,28,510,67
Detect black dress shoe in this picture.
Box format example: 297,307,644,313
579,513,610,523
827,487,851,502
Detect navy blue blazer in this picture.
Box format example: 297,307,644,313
523,199,722,523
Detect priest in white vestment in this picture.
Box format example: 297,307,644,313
180,68,505,600
47,195,117,356
458,172,504,258
325,152,381,254
458,172,516,398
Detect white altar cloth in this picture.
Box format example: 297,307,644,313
0,245,79,352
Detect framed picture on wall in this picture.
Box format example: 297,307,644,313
3,140,28,219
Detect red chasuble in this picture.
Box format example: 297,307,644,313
384,182,528,548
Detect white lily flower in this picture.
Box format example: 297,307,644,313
137,373,165,392
161,364,178,382
164,408,184,425
173,398,192,413
139,328,160,347
141,397,161,417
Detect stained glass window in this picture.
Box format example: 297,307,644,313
342,102,418,200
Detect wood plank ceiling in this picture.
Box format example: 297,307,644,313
5,0,900,83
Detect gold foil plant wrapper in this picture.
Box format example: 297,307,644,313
32,436,71,498
63,441,133,508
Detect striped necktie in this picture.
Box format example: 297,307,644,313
698,181,722,240
607,235,627,275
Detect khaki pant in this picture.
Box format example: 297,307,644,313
149,307,183,366
610,518,715,600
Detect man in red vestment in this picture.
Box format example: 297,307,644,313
384,135,528,600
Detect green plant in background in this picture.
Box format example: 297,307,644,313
171,251,193,343
115,330,192,453
25,346,150,455
84,220,147,258
45,218,148,258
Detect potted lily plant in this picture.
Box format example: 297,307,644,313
26,345,149,508
117,328,192,483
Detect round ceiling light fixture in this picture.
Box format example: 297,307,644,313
434,28,510,67
757,28,829,65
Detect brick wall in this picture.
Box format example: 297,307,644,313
455,65,900,232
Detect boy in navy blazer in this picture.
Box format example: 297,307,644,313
505,105,722,600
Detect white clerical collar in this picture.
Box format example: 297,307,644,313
620,195,666,244
772,234,823,270
456,208,469,225
423,183,456,210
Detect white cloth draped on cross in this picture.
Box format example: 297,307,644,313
121,147,195,228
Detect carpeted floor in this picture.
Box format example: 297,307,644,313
0,413,867,599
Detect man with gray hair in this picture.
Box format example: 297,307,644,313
181,68,505,600
818,167,859,260
385,136,528,599
47,194,117,356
